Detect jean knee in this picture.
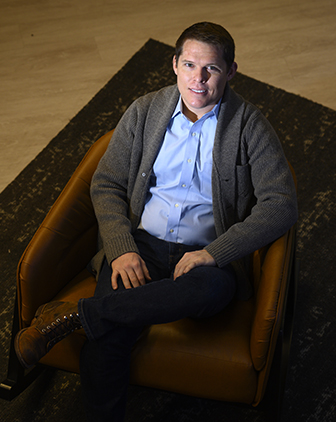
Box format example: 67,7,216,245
188,265,236,318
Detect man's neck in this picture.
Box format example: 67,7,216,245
181,101,217,123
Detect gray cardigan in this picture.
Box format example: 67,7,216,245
90,84,298,299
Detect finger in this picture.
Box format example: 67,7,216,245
120,270,133,289
141,261,152,283
128,269,143,288
173,250,216,280
111,269,133,290
173,255,195,280
174,262,193,280
123,266,148,289
111,270,120,290
129,259,151,287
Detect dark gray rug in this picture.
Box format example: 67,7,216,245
0,39,335,422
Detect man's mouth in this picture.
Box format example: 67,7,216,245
190,88,207,94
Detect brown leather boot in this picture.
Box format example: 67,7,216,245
14,301,82,369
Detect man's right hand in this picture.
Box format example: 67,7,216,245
111,252,151,290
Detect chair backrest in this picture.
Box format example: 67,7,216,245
17,131,113,327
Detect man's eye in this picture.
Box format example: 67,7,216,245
208,66,220,72
185,63,194,68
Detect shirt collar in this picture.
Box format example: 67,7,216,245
171,96,222,121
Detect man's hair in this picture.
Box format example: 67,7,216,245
175,22,235,69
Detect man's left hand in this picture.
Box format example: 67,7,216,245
173,250,216,280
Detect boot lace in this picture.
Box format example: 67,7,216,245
41,313,82,351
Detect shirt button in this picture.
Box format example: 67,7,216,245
187,159,192,163
192,132,197,137
182,184,186,188
169,229,174,233
141,172,146,177
174,203,179,208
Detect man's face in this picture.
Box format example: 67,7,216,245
173,39,237,121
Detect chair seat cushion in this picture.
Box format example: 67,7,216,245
39,269,258,404
130,299,257,404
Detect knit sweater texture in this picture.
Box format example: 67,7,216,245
90,84,298,299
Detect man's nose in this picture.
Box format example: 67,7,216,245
194,67,209,83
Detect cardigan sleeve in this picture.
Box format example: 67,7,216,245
205,106,298,270
90,101,142,265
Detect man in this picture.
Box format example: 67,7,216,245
15,22,298,421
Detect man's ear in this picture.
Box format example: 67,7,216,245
172,55,178,75
227,62,238,81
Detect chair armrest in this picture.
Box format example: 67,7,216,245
250,160,297,372
17,131,113,327
250,227,295,371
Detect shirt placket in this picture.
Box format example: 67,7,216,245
165,124,200,242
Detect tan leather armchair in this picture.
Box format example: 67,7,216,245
1,130,298,421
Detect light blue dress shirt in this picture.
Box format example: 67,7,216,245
140,97,221,246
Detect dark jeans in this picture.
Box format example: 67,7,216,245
79,230,236,422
